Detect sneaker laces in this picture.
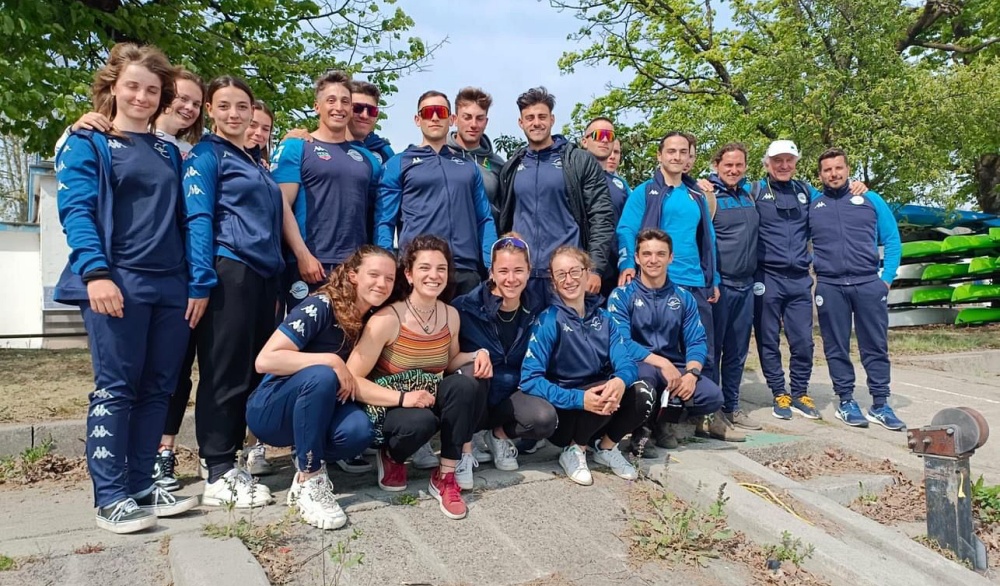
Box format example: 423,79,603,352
602,445,631,469
775,395,792,409
498,438,518,460
157,451,176,477
305,474,339,508
108,498,141,522
798,396,816,409
151,486,177,505
438,472,463,506
572,446,587,469
456,452,479,474
248,443,266,461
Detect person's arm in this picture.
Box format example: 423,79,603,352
616,182,646,276
346,309,423,407
607,315,638,387
57,135,108,278
374,155,403,250
870,191,902,286
472,168,498,269
182,143,220,299
519,310,585,409
606,286,651,363
579,153,615,278
679,288,708,367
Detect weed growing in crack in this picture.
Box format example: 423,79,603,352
630,482,734,567
764,531,815,566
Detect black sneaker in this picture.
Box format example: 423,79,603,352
335,457,373,474
153,449,180,492
96,498,157,534
133,485,199,517
628,427,661,459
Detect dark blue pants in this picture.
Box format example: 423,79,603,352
710,284,754,412
815,279,891,402
82,302,189,508
247,365,373,472
638,362,723,418
679,285,716,376
753,271,814,398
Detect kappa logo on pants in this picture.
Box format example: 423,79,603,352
92,388,112,399
91,446,115,460
89,426,114,438
90,405,112,417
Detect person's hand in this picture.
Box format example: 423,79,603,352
849,181,868,195
283,128,313,142
618,268,636,287
659,362,682,391
473,349,493,378
598,377,626,415
296,252,326,284
672,372,697,401
708,286,720,304
586,272,601,294
87,279,124,317
333,359,357,402
883,280,891,291
582,388,606,414
185,297,209,329
402,390,436,409
72,112,112,133
697,178,714,193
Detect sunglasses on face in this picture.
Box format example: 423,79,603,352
588,129,615,142
553,267,586,283
418,105,450,120
491,236,531,257
353,103,379,117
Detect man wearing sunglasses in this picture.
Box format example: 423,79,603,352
348,81,395,165
581,117,631,298
447,87,506,220
271,70,383,308
375,90,498,295
497,87,615,296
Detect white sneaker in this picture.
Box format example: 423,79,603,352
471,431,492,464
454,452,478,490
411,442,439,470
245,443,274,476
484,431,519,471
559,445,593,486
592,443,638,480
288,466,347,530
203,467,273,508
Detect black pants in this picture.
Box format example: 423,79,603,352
549,381,655,448
163,336,197,436
381,372,488,463
478,391,558,440
193,258,279,473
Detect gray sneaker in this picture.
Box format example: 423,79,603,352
96,498,157,534
133,485,199,517
725,410,762,431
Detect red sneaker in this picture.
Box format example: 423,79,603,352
376,448,407,492
429,469,467,520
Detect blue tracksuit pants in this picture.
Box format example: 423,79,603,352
247,365,374,473
638,362,723,418
679,285,716,377
82,301,189,508
815,279,891,403
753,271,814,398
710,283,754,412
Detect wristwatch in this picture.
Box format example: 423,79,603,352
683,367,702,380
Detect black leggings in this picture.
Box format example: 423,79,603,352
478,391,558,440
381,372,488,463
549,381,655,448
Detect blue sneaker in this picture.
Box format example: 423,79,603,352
772,394,793,420
865,404,906,431
835,400,869,427
791,395,822,419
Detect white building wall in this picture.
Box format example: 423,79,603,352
0,230,43,348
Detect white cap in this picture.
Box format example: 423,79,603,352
765,140,799,158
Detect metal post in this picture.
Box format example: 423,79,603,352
923,455,987,570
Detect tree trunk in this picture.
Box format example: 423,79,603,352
974,154,1000,214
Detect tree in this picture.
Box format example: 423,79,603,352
0,0,438,155
552,0,1000,211
493,133,528,159
0,134,31,222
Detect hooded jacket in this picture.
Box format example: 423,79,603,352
607,278,707,368
709,174,758,287
520,294,638,410
498,137,615,276
447,132,506,220
363,133,395,166
452,282,546,406
375,144,497,271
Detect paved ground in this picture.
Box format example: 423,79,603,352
0,350,997,585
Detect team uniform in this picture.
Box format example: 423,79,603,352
602,170,631,298
446,132,506,220
363,132,395,166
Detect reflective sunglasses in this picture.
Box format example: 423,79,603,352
588,129,615,142
418,105,450,120
491,236,531,257
353,103,379,117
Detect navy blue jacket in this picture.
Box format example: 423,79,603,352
753,178,819,276
184,134,285,297
709,174,758,287
520,294,638,410
452,283,546,406
375,144,497,271
364,133,395,166
607,278,708,368
809,184,902,285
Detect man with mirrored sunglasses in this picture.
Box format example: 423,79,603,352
581,117,630,298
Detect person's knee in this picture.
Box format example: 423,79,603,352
298,364,341,398
337,409,374,457
694,379,724,415
440,373,485,406
629,380,657,420
399,408,439,441
523,402,558,439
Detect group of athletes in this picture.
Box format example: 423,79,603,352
55,42,905,535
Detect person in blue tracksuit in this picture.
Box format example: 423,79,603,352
580,116,631,298
183,76,284,509
249,246,396,530
706,143,760,438
54,43,198,534
617,132,720,378
272,70,383,310
349,81,395,165
375,90,497,296
608,229,725,455
810,149,905,431
521,246,654,486
452,234,555,471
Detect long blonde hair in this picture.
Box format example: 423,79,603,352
91,43,175,134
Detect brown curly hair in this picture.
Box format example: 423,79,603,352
92,43,175,136
392,235,455,302
314,245,396,343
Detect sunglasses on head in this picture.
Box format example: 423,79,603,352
588,129,615,142
353,103,379,117
491,236,530,257
418,105,450,120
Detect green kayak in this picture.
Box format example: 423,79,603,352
901,240,943,258
955,307,1000,325
990,227,1000,242
921,263,969,281
940,234,998,254
968,256,999,275
951,284,1000,303
910,287,956,305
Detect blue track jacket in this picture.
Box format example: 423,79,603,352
709,174,759,286
520,294,638,410
607,278,708,368
752,178,819,276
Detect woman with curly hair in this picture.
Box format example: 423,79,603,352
248,245,395,529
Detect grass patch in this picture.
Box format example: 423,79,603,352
204,514,297,584
888,324,1000,355
392,493,419,506
0,555,15,571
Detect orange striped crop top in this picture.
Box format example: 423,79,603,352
372,306,451,377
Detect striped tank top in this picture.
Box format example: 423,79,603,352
372,305,451,377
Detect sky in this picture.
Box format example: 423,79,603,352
374,0,632,150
